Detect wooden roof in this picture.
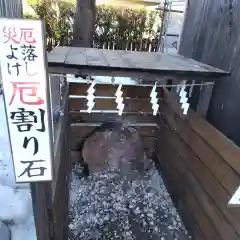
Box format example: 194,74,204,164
47,47,229,81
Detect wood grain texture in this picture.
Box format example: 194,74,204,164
154,153,207,240
47,46,71,63
85,47,108,66
157,89,240,240
102,50,132,68
161,101,239,193
30,183,53,240
70,113,157,124
71,124,158,138
69,98,154,113
65,47,87,65
179,0,240,146
48,47,229,80
160,120,240,236
51,85,70,240
157,143,222,240
161,89,240,192
196,84,214,118
69,83,161,99
157,135,237,240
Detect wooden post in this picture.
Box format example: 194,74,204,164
30,183,54,240
196,82,214,119
0,18,55,239
50,76,61,110
49,75,61,139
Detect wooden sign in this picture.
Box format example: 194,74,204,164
0,19,54,182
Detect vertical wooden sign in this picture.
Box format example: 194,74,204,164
0,19,54,182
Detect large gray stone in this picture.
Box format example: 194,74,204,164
82,122,150,174
0,222,10,240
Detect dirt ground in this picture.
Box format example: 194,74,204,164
68,159,191,240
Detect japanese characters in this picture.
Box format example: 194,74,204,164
0,19,53,182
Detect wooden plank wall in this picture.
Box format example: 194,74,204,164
30,83,70,240
156,89,240,240
179,0,240,146
69,83,160,160
51,83,71,240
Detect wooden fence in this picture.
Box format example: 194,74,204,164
156,89,240,240
32,77,240,240
31,80,70,240
47,38,159,52
93,38,159,52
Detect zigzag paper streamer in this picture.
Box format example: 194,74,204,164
115,84,125,116
86,81,96,113
228,186,240,206
176,84,181,94
150,83,159,116
188,80,195,97
179,85,189,115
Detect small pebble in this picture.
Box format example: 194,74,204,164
68,161,190,239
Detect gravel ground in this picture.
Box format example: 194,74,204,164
68,160,191,240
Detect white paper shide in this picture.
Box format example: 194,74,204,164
0,19,53,183
228,186,240,207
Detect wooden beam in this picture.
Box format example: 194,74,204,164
69,82,161,99
30,183,53,240
69,98,154,113
48,47,229,81
70,112,157,123
197,83,214,118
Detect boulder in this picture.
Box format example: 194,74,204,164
82,122,150,174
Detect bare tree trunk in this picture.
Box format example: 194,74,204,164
72,0,96,47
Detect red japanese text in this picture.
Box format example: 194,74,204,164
9,82,44,105
3,26,36,44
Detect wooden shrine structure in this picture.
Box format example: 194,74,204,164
32,46,240,240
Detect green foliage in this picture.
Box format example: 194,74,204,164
23,13,39,19
94,5,161,49
26,0,40,6
24,1,161,50
56,1,75,45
